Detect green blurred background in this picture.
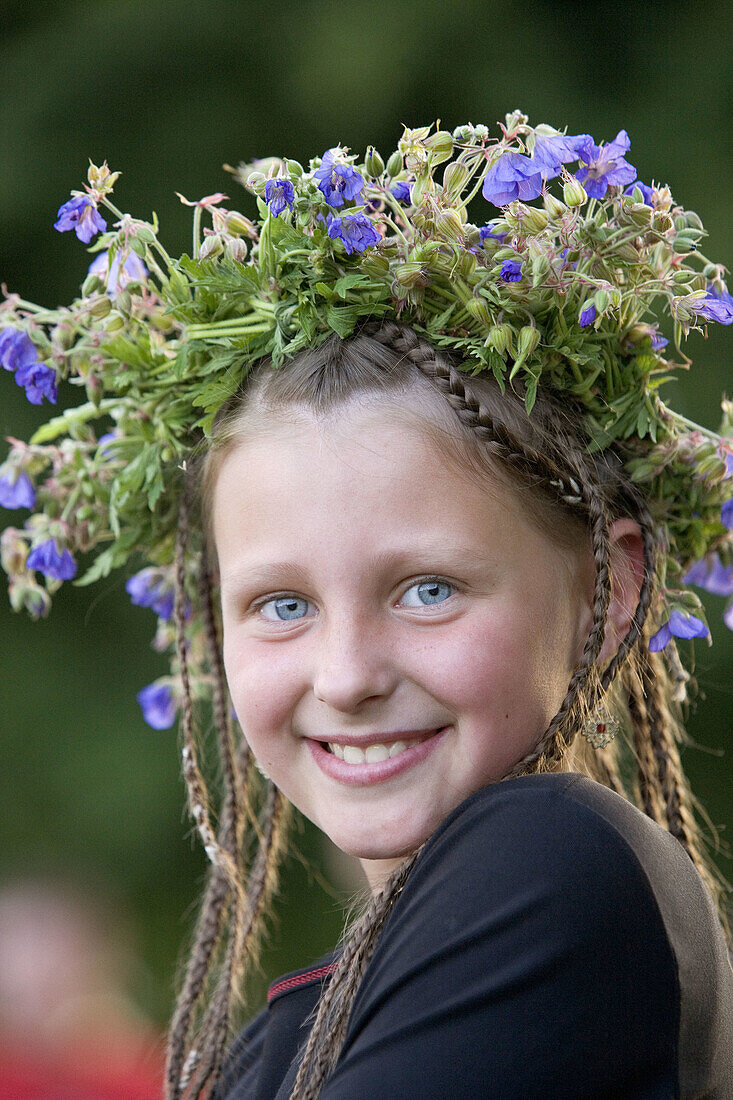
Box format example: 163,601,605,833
1,0,731,1034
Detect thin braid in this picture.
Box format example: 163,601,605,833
201,560,243,857
187,785,288,1098
166,870,231,1100
290,851,421,1100
625,663,665,824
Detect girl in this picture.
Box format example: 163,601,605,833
1,116,732,1098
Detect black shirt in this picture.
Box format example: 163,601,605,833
215,773,733,1098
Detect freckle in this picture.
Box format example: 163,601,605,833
505,714,509,720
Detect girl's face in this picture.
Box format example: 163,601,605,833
213,402,594,888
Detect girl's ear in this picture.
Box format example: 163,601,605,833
599,518,646,662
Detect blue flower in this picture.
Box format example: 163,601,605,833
648,609,709,652
531,132,589,180
500,260,523,282
26,538,77,580
580,303,597,327
624,180,655,205
650,329,669,351
479,223,507,245
54,195,107,244
14,360,58,405
125,567,175,621
314,149,364,208
683,554,733,597
0,471,35,509
264,177,295,217
88,250,148,296
721,498,733,529
137,681,177,730
574,130,637,200
0,328,38,373
482,151,543,207
690,286,733,325
326,212,379,255
390,180,413,204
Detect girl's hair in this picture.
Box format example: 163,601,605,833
166,321,728,1100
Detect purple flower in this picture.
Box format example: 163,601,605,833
88,250,148,296
624,180,655,205
531,132,590,180
691,286,733,325
390,180,413,204
54,195,107,244
574,130,637,200
125,567,175,621
314,149,364,208
721,498,733,529
0,471,35,509
482,151,543,207
683,555,733,597
137,681,177,730
580,303,597,327
326,212,380,255
500,260,523,282
650,329,669,351
264,178,295,217
14,360,58,405
479,223,507,245
26,538,77,580
0,328,38,373
649,609,709,652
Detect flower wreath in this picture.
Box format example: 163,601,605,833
1,109,732,729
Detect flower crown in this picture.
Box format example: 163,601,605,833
2,110,732,729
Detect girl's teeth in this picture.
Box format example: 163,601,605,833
328,738,414,763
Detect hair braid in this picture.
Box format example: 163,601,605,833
290,850,421,1100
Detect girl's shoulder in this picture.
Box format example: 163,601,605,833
340,773,733,1099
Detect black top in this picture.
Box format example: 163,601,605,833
214,773,733,1099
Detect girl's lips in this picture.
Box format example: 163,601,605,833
306,727,449,786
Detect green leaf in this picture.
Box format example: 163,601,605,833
326,304,361,339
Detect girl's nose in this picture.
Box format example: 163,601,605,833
312,615,397,713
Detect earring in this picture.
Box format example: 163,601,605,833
582,706,620,749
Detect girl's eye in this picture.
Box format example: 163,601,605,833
400,579,455,608
259,596,312,622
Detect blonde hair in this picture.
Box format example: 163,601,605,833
166,322,728,1100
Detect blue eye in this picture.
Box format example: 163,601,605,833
260,596,311,622
401,580,454,607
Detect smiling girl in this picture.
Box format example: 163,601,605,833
2,117,732,1098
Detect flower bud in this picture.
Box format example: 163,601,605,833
1,527,28,574
199,233,224,261
410,176,428,206
82,273,103,297
359,252,390,277
285,159,304,179
466,298,493,327
516,325,540,360
458,250,477,279
386,150,403,178
87,295,111,319
104,314,125,333
435,209,466,243
394,261,427,288
226,237,248,263
563,177,587,208
424,130,454,165
226,211,257,237
365,146,385,177
442,161,471,197
626,202,653,228
244,170,267,194
486,323,514,357
593,289,609,313
115,290,133,316
87,160,120,193
652,210,673,233
9,577,51,619
542,193,567,221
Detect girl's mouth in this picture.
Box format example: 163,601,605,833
306,727,449,786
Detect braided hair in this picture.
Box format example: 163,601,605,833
166,322,728,1099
